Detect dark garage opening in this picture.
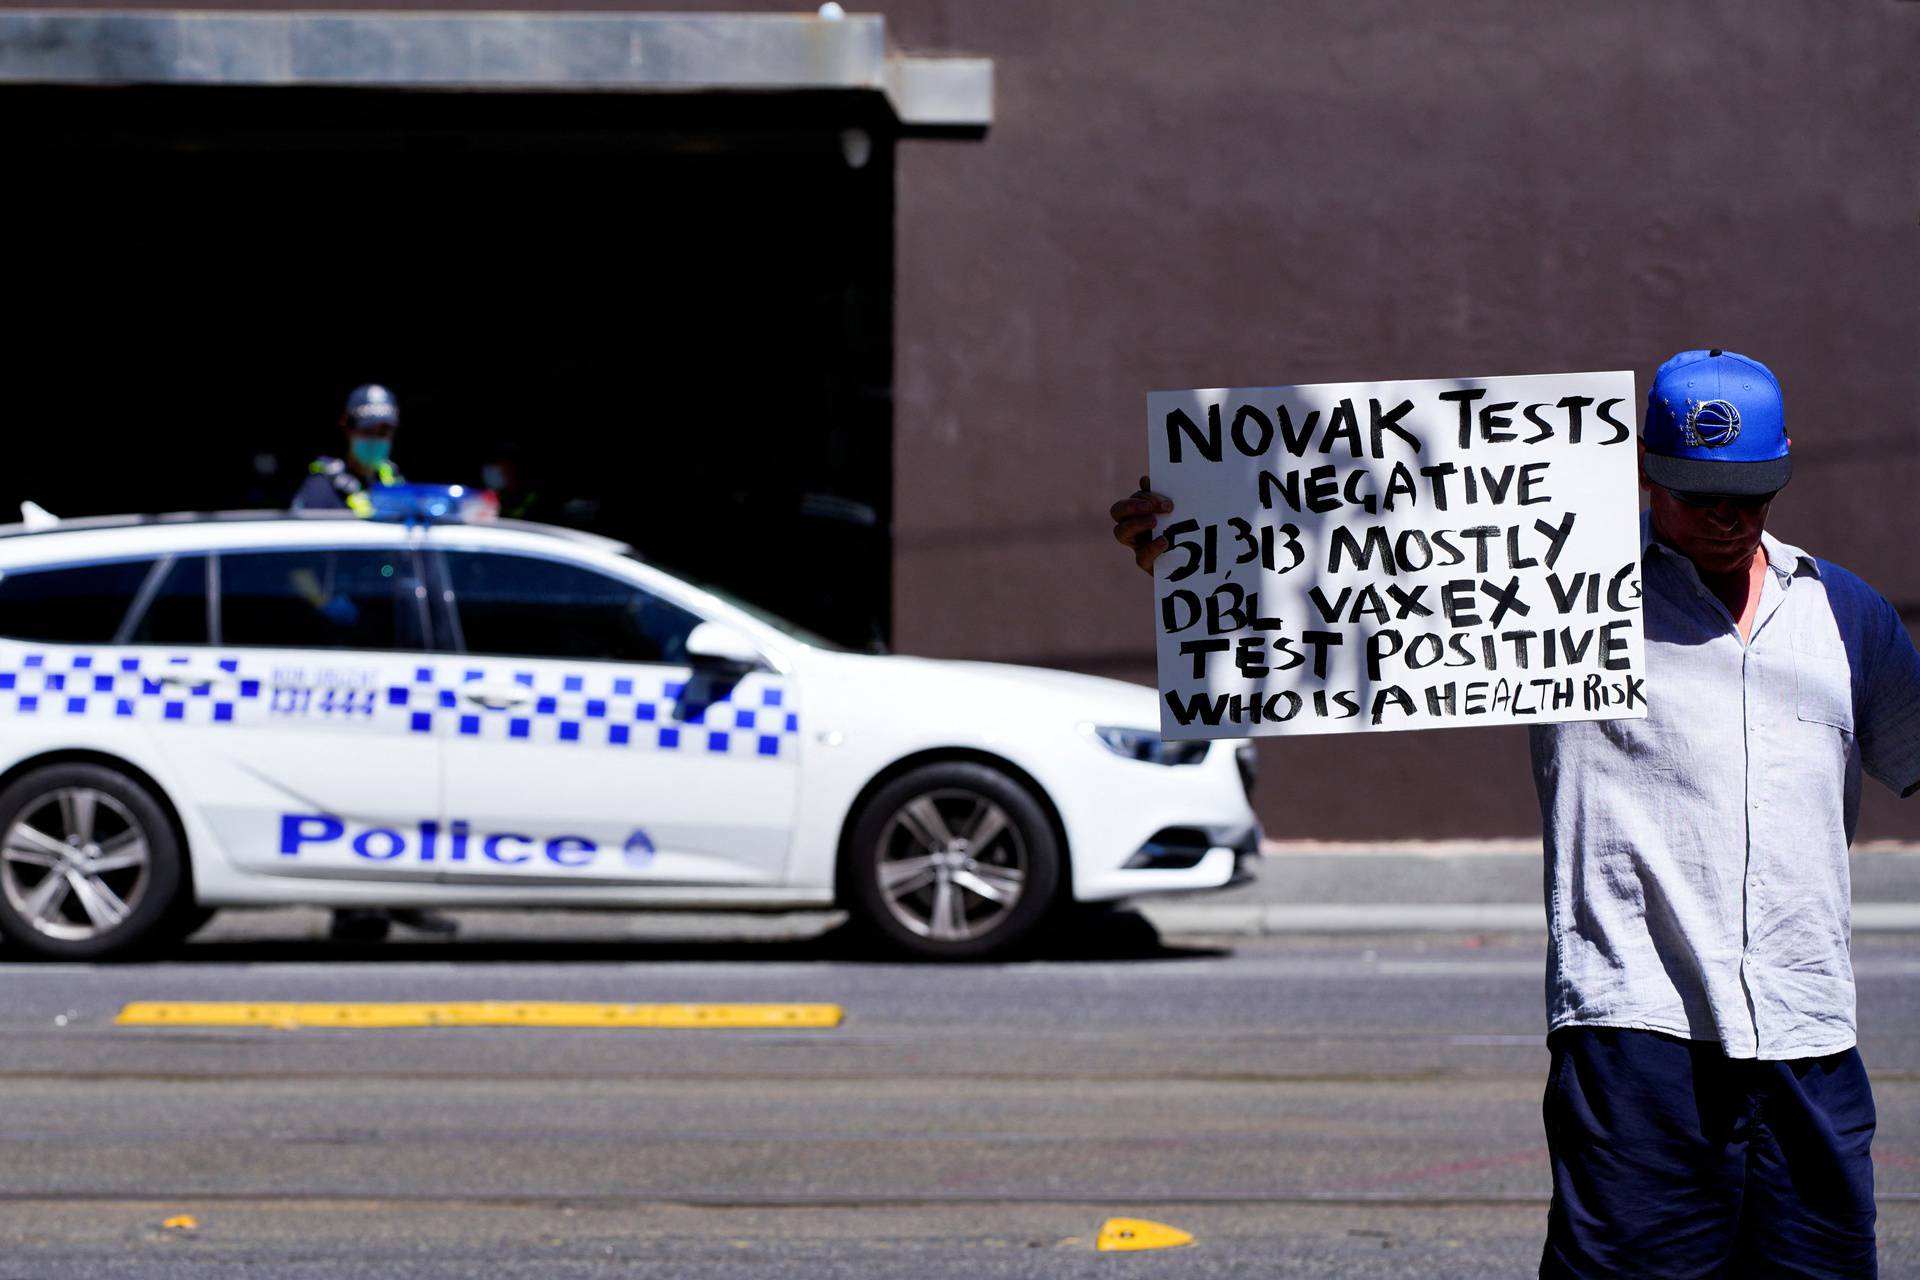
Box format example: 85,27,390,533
2,84,895,649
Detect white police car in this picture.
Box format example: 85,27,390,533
0,499,1259,961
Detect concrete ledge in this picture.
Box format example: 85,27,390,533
1259,839,1920,857
1137,901,1920,936
1139,902,1544,935
0,10,993,126
885,54,991,127
1210,850,1920,910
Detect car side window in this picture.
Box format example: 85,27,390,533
0,559,155,643
127,555,211,645
442,551,702,665
218,549,426,651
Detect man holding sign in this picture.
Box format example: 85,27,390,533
1112,350,1920,1277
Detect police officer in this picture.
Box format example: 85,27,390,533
290,384,457,942
292,384,405,516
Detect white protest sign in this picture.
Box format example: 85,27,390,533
1146,371,1646,740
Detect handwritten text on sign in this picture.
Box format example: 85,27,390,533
1147,372,1647,740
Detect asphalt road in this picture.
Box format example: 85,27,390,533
2,912,1918,1278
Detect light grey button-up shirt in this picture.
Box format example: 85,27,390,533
1530,516,1920,1060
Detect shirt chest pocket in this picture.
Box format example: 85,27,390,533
1793,646,1855,733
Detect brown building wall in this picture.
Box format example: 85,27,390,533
882,0,1920,842
9,0,1917,840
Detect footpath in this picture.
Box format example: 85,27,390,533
1134,841,1920,936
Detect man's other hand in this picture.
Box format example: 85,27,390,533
1110,474,1173,574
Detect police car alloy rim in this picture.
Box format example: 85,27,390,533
1,788,150,942
874,788,1028,941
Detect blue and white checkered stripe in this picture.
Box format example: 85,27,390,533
0,649,800,759
390,665,801,757
0,651,260,725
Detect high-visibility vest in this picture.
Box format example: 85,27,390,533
307,457,400,518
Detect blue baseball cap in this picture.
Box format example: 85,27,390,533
1642,349,1790,494
344,383,400,430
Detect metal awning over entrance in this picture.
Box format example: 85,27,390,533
0,9,991,127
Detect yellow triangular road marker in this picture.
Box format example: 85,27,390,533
1096,1217,1193,1251
161,1215,198,1230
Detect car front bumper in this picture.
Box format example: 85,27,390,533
1072,821,1261,903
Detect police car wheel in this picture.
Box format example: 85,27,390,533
0,764,186,961
846,763,1060,961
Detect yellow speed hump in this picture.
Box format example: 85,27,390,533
1096,1217,1194,1252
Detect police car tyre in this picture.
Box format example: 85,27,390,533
0,764,186,960
846,763,1060,961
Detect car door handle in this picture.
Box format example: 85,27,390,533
154,673,219,690
462,688,533,710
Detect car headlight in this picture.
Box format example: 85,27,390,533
1085,724,1210,766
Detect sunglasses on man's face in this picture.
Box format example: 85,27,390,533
1666,487,1777,511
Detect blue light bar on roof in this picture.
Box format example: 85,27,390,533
366,483,499,526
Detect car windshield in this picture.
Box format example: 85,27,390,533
618,549,853,653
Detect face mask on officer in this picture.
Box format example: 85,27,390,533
350,434,392,469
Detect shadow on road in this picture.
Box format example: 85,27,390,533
72,907,1232,968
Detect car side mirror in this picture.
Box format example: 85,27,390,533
684,621,762,670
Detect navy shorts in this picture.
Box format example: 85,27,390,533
1541,1026,1877,1279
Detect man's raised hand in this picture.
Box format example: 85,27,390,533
1110,474,1173,574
